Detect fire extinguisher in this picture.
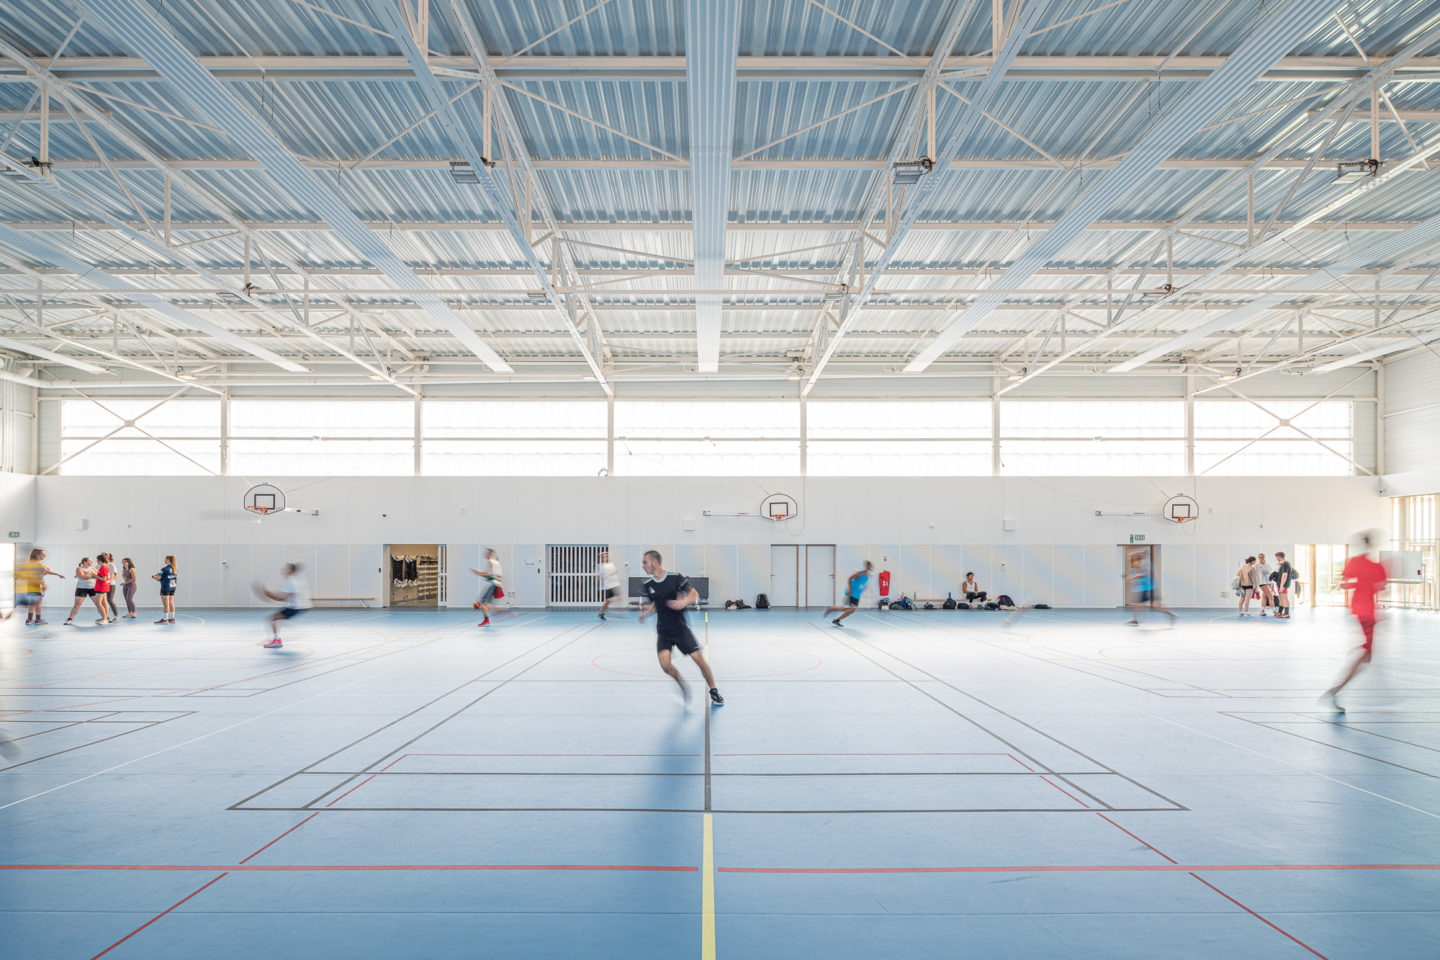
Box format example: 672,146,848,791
878,570,891,597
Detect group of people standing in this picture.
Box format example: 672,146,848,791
10,548,178,626
1234,551,1296,619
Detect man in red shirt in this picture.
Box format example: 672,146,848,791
1324,532,1388,713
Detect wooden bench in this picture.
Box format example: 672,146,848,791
312,597,375,609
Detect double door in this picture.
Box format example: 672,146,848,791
769,544,835,607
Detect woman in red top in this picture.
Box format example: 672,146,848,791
94,552,116,625
1324,531,1388,713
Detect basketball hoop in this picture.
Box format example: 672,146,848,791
770,512,787,521
1175,515,1196,524
246,505,270,516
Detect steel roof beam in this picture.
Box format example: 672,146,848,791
9,54,1440,83
1109,208,1440,372
904,0,1356,374
804,0,1052,394
0,222,300,378
361,0,608,391
74,0,511,373
685,0,740,373
23,156,1440,172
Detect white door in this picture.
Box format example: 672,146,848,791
769,544,799,607
805,545,835,607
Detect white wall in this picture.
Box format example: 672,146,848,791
29,474,1386,609
1382,349,1440,496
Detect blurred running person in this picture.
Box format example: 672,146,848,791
10,549,62,626
257,563,311,649
1274,551,1294,619
1324,532,1388,712
1256,552,1275,617
119,558,138,618
64,557,103,626
152,555,178,623
639,549,723,705
823,560,873,627
596,551,621,620
469,548,503,626
1126,550,1175,626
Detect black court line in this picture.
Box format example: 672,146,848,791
1227,714,1440,754
303,621,606,809
285,770,1130,778
233,805,1180,814
227,618,571,811
899,611,1236,700
834,615,1187,812
231,619,591,811
0,711,194,772
1225,713,1440,780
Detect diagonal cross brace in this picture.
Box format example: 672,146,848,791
76,0,511,373
368,0,610,391
905,0,1351,374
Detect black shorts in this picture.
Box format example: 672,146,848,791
75,587,95,597
160,589,176,597
657,627,701,656
844,594,860,607
603,587,619,599
277,607,306,620
1137,589,1154,603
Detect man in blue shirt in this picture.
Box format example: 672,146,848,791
823,560,873,627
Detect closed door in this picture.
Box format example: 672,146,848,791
769,544,798,607
805,545,835,607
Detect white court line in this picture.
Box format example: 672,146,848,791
0,613,560,811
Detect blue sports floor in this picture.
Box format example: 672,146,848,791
1,604,1437,959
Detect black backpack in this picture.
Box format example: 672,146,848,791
984,601,1000,610
923,602,935,609
942,597,956,609
997,594,1015,608
755,593,770,609
957,601,971,609
1034,603,1051,610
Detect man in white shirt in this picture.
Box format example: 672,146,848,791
258,562,311,649
596,551,621,621
470,548,504,627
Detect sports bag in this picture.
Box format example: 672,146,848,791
997,594,1015,608
755,593,770,609
942,598,957,609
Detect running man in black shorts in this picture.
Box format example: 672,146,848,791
638,550,723,705
823,560,872,627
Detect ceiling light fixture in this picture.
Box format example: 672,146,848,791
1333,158,1379,184
891,157,933,186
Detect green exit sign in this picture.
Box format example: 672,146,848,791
1129,534,1146,543
7,531,17,539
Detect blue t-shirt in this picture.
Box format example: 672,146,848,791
849,571,870,597
160,565,177,591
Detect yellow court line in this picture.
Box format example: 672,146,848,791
702,812,716,960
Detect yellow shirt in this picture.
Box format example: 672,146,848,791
16,560,45,594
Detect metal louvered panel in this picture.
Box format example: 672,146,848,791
546,543,607,606
686,0,740,373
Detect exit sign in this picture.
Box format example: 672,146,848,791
7,531,17,539
1129,534,1146,543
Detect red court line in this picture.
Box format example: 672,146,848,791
717,863,1440,874
89,872,228,960
325,775,376,806
238,813,319,865
1189,872,1330,960
1095,813,1178,864
5,863,697,873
